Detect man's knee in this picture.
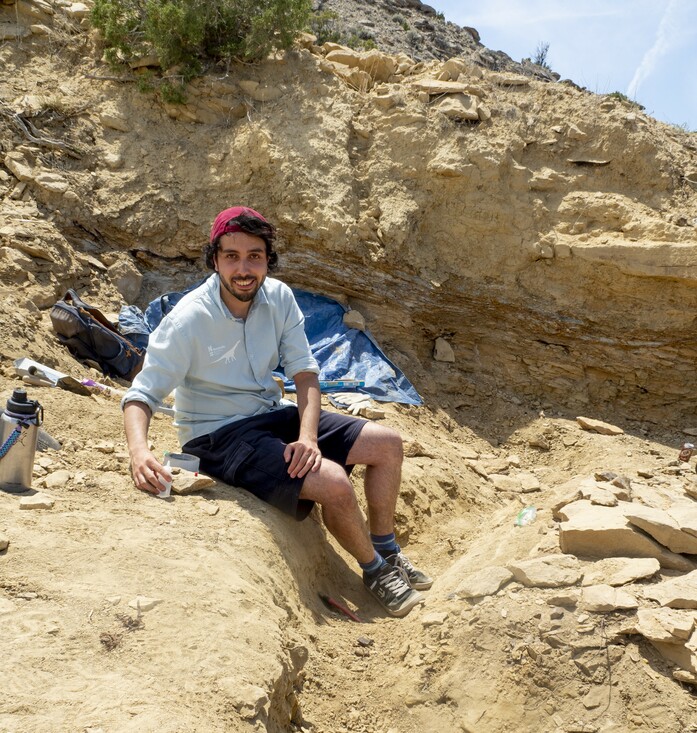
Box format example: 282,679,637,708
381,425,403,461
300,460,356,508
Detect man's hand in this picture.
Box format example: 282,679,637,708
284,438,322,479
129,447,172,495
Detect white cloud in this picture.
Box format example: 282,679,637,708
627,0,682,100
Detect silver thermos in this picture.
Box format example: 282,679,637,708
0,388,43,493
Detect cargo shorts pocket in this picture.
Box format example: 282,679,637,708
222,441,254,486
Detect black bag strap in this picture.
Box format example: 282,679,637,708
61,290,125,338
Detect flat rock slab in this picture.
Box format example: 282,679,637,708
644,570,697,608
128,596,162,612
408,79,485,97
421,611,448,627
576,416,624,435
634,608,697,644
581,557,660,587
582,584,638,612
650,640,697,675
558,500,695,571
454,566,513,599
625,505,697,554
171,473,217,495
19,494,55,510
508,554,582,588
668,504,697,539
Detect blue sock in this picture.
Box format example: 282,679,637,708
371,532,399,558
359,551,385,576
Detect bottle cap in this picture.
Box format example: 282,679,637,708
6,388,40,416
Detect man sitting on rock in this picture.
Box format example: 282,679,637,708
121,205,432,617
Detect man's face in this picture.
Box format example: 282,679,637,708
214,232,269,309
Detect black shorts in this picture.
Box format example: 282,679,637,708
182,407,366,521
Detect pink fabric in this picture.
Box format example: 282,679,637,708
210,206,268,243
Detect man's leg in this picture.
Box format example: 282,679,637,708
344,422,403,535
298,459,375,564
299,455,422,618
344,421,433,592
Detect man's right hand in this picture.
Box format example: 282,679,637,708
129,448,172,495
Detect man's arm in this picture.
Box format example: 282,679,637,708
124,401,171,494
284,370,322,478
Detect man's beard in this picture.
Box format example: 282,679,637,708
220,274,263,303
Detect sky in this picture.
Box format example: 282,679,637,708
428,0,697,131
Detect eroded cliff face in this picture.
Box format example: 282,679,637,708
2,1,697,426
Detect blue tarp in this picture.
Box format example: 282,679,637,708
119,282,421,405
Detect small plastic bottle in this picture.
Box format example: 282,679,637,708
515,506,537,527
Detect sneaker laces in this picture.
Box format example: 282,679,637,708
396,553,416,574
382,564,410,593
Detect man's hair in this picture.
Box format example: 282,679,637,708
203,213,279,271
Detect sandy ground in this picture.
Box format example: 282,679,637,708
3,352,697,732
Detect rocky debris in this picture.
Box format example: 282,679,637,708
342,309,366,331
633,608,697,644
0,533,8,551
576,417,625,436
643,571,697,609
624,505,697,555
581,557,660,587
199,501,220,516
558,500,695,571
507,554,583,588
453,566,512,599
128,596,162,612
19,493,55,510
490,471,541,493
170,473,217,496
433,337,454,362
581,584,638,612
421,611,448,626
402,440,435,458
40,469,71,489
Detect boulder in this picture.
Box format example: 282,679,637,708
108,257,143,303
325,49,395,83
558,501,695,571
625,505,697,555
433,94,480,121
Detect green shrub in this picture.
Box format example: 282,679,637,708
91,0,313,74
309,10,342,45
606,91,645,110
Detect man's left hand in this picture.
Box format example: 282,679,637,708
284,439,322,478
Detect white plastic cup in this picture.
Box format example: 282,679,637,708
157,461,172,498
163,452,200,473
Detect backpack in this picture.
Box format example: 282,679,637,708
50,289,145,381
